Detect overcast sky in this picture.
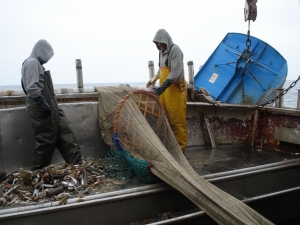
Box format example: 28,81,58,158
1,0,299,85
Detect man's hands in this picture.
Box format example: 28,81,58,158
154,79,172,96
146,73,160,88
35,95,51,116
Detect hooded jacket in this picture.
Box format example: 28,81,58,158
153,29,184,83
21,40,54,98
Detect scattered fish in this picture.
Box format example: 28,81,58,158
0,159,131,209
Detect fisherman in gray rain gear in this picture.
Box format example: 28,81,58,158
21,39,82,171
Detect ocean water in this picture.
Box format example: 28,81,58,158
0,82,147,90
1,80,299,108
282,80,299,108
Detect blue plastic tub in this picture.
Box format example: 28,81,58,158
194,33,287,104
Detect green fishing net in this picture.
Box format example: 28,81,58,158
102,146,160,183
102,146,134,180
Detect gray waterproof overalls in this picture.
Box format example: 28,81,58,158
25,70,82,170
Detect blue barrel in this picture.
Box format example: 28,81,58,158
194,33,287,104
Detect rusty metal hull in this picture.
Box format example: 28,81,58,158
186,102,300,151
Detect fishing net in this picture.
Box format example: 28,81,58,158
102,146,135,180
102,146,160,183
95,85,273,225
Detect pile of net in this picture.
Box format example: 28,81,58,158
96,84,273,225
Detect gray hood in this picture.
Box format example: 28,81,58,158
21,40,54,98
152,29,185,83
29,39,54,65
153,29,174,53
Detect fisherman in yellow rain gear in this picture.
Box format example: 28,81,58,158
146,29,187,153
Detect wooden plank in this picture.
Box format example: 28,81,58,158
203,111,216,148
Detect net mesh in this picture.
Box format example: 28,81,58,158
95,85,274,225
102,146,134,180
102,147,160,183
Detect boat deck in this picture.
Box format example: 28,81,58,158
186,145,300,176
107,145,300,191
2,145,300,225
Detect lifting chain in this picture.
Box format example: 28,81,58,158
241,20,252,103
246,21,252,52
191,75,300,112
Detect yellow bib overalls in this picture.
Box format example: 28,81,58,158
159,66,187,152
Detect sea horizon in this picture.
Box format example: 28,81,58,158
0,80,299,108
0,82,147,90
0,80,296,90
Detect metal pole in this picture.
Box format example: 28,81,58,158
297,90,300,110
275,89,284,108
148,61,155,89
187,61,194,100
76,59,84,93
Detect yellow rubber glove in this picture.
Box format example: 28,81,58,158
146,73,160,88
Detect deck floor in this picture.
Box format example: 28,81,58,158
120,145,300,190
185,145,300,176
127,146,300,224
2,145,299,212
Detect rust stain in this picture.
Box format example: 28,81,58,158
212,116,252,144
256,111,300,150
251,109,259,146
